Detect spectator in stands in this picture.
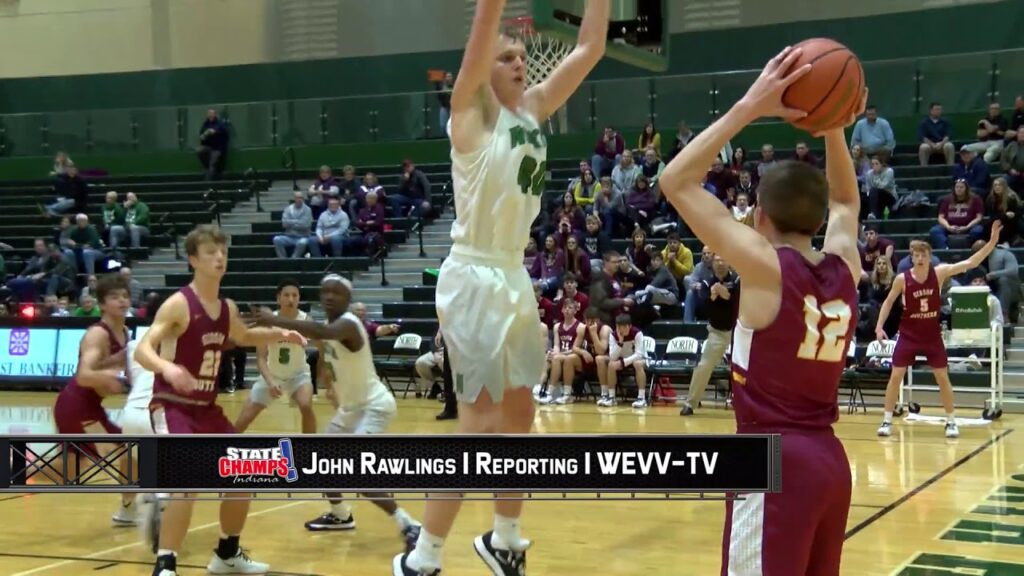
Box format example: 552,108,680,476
308,165,339,219
611,150,642,196
351,302,399,339
931,179,985,249
197,108,229,180
581,214,610,268
592,126,625,178
568,168,599,210
632,252,678,307
136,291,161,318
661,232,694,285
530,235,565,296
339,165,360,216
554,273,589,321
670,121,695,160
1000,130,1024,193
682,245,715,320
110,192,150,249
534,281,556,328
793,142,818,166
562,236,591,289
636,121,661,158
523,236,539,270
51,151,72,177
641,148,665,190
755,144,778,182
954,146,992,196
729,146,747,174
986,177,1021,245
414,329,444,398
45,163,88,217
624,229,653,280
5,239,57,300
44,294,69,317
358,172,386,213
72,294,100,317
680,254,739,415
118,266,144,307
56,216,73,251
554,192,586,233
590,251,633,325
865,157,897,219
625,175,657,230
552,215,581,251
354,190,386,254
392,159,433,218
79,274,97,299
731,192,753,224
850,104,895,163
735,170,756,203
918,102,955,166
985,240,1021,324
65,214,104,274
861,256,900,341
897,250,940,274
593,176,625,236
100,191,125,250
859,224,895,279
850,144,871,180
436,71,454,133
965,102,1008,162
310,196,353,257
706,158,737,204
272,191,314,259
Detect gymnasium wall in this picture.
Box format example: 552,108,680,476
0,0,1020,114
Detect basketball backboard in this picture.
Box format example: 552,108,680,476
531,0,669,72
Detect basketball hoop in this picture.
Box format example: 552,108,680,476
504,16,573,87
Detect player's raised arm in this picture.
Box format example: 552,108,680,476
659,46,810,285
936,220,1003,283
75,327,124,394
451,0,507,115
525,0,609,122
135,292,186,375
821,92,868,284
227,300,307,348
247,306,364,352
874,273,906,341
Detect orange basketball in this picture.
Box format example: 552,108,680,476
782,38,864,134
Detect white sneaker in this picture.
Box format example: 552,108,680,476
155,571,176,576
945,421,960,439
631,398,647,409
877,421,892,437
539,394,556,405
112,498,138,526
596,396,609,407
207,549,269,574
554,394,574,404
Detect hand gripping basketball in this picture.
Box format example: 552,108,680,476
738,46,812,122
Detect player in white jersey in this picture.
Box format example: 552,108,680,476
398,1,610,575
234,278,316,434
249,274,421,552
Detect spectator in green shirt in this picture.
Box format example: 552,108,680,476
110,192,150,249
64,213,104,274
101,191,126,249
72,294,101,317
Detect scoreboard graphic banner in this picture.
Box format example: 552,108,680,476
3,434,781,493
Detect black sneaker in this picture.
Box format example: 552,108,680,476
392,552,441,576
304,512,356,531
473,530,528,576
402,524,421,553
679,403,694,416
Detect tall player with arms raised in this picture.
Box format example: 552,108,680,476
659,47,865,576
134,225,306,576
395,1,609,574
875,223,1001,439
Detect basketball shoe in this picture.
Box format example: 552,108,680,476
206,549,270,574
111,497,138,526
304,511,356,531
474,530,529,576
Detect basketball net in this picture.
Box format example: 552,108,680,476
505,16,572,133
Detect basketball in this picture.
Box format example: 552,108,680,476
782,38,864,134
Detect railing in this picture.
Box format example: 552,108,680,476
0,47,1022,158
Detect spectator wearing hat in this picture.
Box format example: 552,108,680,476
954,146,992,197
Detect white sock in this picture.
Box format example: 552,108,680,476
391,507,418,530
330,501,352,519
946,411,956,422
407,529,444,570
491,514,521,551
883,411,893,423
636,390,646,400
157,549,177,557
600,387,609,398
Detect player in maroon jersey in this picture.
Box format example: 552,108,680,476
596,314,648,408
133,225,306,576
659,46,866,576
875,223,1001,439
53,273,135,524
541,299,584,404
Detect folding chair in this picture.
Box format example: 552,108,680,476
851,339,897,412
376,333,423,397
647,336,699,404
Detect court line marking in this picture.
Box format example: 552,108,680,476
843,428,1014,541
9,500,309,576
0,551,321,576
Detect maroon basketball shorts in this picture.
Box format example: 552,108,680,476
150,400,236,434
892,333,948,369
721,431,851,576
53,391,121,458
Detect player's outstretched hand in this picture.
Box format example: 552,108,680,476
740,45,812,122
811,88,869,138
875,327,888,342
278,329,308,347
163,363,198,393
244,305,275,327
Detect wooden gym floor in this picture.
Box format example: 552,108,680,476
0,390,1022,575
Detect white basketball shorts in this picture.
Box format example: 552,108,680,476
249,370,313,407
435,245,546,403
